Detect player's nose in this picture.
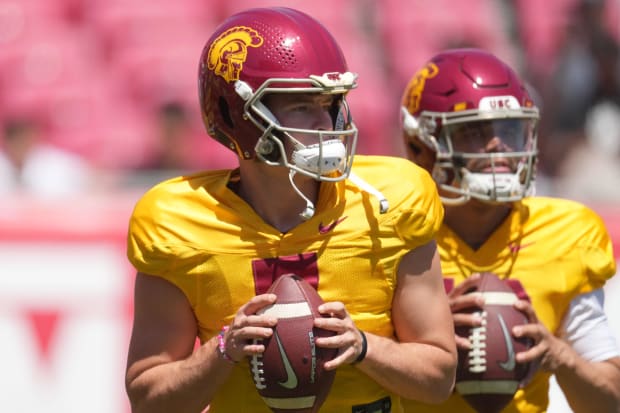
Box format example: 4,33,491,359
484,136,510,153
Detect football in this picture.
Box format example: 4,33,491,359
454,272,533,413
250,274,337,413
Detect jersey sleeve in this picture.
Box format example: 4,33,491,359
559,289,620,361
127,187,174,276
575,205,616,291
346,155,443,248
126,180,204,306
388,158,444,248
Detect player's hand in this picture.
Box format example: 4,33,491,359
313,301,364,370
512,299,564,373
449,273,486,350
223,293,278,362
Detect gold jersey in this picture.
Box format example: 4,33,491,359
127,155,443,413
403,196,616,413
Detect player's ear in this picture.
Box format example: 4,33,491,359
404,135,435,174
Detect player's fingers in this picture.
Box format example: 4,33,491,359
515,339,546,364
314,327,360,360
450,292,484,313
223,325,274,360
512,322,539,339
513,299,537,323
240,293,277,316
232,325,274,341
314,331,349,349
313,315,347,332
455,334,472,350
240,313,278,327
244,338,268,355
452,308,484,327
317,301,347,318
316,331,360,369
323,350,354,370
450,273,482,297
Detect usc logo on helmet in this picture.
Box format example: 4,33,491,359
207,26,263,83
403,62,439,114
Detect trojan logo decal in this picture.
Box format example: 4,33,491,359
404,62,439,114
208,26,263,82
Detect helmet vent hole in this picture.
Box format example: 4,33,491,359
254,22,298,68
218,97,233,128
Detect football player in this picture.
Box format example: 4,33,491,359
400,48,620,413
124,7,457,413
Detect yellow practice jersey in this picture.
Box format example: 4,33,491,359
127,155,443,413
403,196,616,413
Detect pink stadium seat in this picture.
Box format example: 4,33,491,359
376,0,516,87
105,22,213,110
2,71,157,169
85,0,215,62
0,21,160,168
513,0,579,76
219,0,360,27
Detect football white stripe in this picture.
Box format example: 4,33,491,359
262,395,316,409
481,292,518,306
456,380,519,395
258,302,312,319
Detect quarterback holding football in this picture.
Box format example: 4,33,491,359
400,48,620,413
124,7,457,413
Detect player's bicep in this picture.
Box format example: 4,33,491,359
393,241,455,350
126,272,198,382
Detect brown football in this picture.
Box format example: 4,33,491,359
455,272,534,413
250,274,337,413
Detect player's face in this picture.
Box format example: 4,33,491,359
264,93,336,145
443,119,533,173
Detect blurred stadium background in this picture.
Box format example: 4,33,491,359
0,0,618,411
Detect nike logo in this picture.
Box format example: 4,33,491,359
508,242,535,253
275,331,298,389
497,314,516,371
318,216,347,234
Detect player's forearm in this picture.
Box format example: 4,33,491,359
356,333,456,404
127,337,232,413
553,346,620,413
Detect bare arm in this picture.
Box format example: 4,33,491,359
514,300,620,413
314,240,457,403
554,353,620,413
125,273,276,413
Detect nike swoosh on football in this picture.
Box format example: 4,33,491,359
318,216,348,234
275,331,298,389
497,314,516,371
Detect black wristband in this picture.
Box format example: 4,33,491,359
352,330,367,364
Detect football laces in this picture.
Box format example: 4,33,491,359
250,339,267,390
467,310,487,373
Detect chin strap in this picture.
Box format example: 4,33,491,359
289,171,390,221
289,170,316,220
348,172,389,214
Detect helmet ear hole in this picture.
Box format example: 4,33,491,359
330,97,350,131
407,141,422,155
405,136,437,175
218,97,234,128
259,138,282,162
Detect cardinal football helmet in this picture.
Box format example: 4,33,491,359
198,7,358,181
401,48,539,204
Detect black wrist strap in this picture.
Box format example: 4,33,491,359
352,329,367,364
